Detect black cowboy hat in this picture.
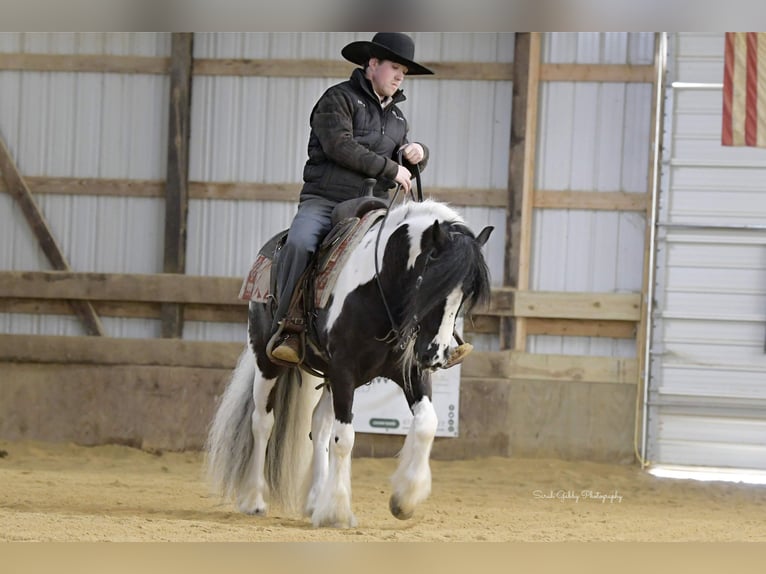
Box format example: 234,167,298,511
342,32,434,76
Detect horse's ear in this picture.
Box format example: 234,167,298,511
476,226,494,247
430,219,449,248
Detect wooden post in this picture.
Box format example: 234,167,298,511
504,32,541,351
0,133,105,336
161,33,194,339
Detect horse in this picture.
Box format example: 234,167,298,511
205,197,493,528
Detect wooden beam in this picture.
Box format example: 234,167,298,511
161,33,194,338
0,297,634,338
0,335,637,384
513,291,641,321
505,33,528,348
506,32,541,352
5,176,166,197
540,63,655,83
0,53,512,82
2,177,509,207
424,187,507,207
0,334,241,369
463,350,638,384
474,289,640,321
0,272,641,323
0,53,170,75
0,297,495,334
0,134,105,336
193,58,512,81
533,190,648,211
526,318,637,339
0,271,243,305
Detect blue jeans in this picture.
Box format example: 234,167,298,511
272,195,337,332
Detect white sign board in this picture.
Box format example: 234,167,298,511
353,321,464,437
352,365,461,437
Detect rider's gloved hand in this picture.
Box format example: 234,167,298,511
399,143,424,164
395,164,412,194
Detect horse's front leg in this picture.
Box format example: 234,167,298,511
310,378,357,528
390,369,437,520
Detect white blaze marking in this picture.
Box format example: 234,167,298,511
431,286,463,361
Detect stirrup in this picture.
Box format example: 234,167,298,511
266,323,305,366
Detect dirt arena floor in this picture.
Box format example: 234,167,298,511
1,440,765,542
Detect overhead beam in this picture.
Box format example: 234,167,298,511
534,190,648,211
2,177,509,207
0,53,512,81
540,63,655,83
0,53,170,74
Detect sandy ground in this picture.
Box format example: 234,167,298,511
1,440,765,542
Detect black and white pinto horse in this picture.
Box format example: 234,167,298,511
206,199,492,528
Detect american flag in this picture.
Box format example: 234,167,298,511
722,32,766,147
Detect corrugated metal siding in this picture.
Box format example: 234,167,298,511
648,33,766,470
0,32,170,338
529,33,655,357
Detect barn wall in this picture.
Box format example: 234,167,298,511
531,32,654,358
0,32,657,463
0,32,171,338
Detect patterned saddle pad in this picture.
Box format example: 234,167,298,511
238,208,385,310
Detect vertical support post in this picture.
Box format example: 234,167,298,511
635,33,666,467
161,32,194,339
504,32,541,351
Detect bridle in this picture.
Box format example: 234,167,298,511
373,154,430,351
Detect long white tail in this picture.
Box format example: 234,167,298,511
205,348,257,503
205,347,322,515
265,368,323,515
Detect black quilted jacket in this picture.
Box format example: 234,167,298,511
301,68,429,202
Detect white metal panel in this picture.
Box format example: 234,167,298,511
529,33,654,357
647,33,766,471
673,32,725,85
652,411,766,468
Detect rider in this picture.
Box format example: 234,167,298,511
268,32,433,364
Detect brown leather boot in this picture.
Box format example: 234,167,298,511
270,333,302,364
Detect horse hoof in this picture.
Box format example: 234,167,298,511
389,496,414,520
242,506,267,516
238,502,268,516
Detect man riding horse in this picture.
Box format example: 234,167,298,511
267,32,471,368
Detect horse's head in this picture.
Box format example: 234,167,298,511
398,218,493,372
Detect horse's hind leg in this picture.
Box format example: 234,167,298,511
304,386,333,517
237,369,277,515
311,379,357,528
389,375,438,520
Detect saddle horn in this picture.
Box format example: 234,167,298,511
361,178,376,197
